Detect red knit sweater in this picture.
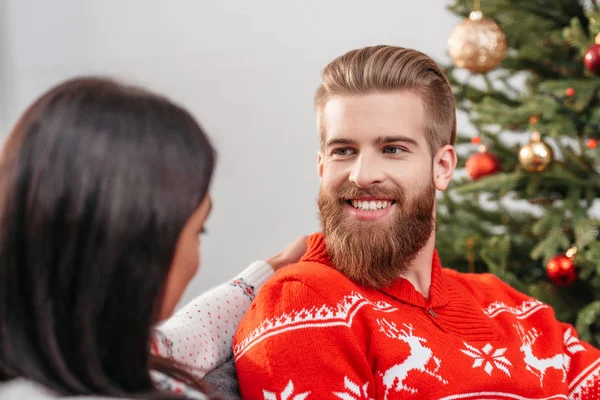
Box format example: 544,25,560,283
233,233,600,399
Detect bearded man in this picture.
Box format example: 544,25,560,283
233,45,600,399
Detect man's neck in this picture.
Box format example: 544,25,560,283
399,235,436,298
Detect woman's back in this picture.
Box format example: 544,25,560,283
0,77,216,398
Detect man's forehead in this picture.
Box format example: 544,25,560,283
321,93,427,144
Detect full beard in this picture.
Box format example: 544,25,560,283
318,180,436,289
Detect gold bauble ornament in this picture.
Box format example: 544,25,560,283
448,8,507,74
518,132,553,172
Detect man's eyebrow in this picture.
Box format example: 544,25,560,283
373,135,419,147
325,136,419,148
325,138,358,147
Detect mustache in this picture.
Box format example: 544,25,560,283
333,183,405,202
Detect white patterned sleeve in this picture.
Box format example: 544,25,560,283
151,260,274,378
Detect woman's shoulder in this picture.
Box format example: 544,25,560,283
0,379,56,399
0,379,118,399
0,376,208,400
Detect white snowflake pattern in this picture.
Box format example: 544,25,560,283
263,380,310,400
333,377,374,400
460,342,513,377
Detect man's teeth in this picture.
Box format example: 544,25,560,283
351,200,392,211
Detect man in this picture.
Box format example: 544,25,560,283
233,46,600,399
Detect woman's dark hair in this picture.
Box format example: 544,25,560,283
0,77,218,398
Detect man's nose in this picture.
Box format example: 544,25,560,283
349,154,385,188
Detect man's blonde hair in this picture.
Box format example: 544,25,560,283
315,45,456,155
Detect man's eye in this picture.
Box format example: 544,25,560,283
331,148,356,156
383,147,404,155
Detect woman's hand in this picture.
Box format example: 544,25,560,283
266,235,308,272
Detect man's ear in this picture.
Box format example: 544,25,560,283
433,145,457,191
318,152,324,178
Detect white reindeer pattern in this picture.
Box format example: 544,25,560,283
514,323,571,387
377,319,448,399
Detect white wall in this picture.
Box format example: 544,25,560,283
0,0,8,132
0,0,461,305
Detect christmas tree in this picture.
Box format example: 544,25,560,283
436,0,600,348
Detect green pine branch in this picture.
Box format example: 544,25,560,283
438,0,600,348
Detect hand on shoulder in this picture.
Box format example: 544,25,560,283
265,235,309,272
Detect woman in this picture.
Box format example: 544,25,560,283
0,77,306,399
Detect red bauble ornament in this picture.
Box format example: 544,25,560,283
471,136,482,145
587,139,598,149
584,34,600,76
466,145,501,180
565,87,575,97
546,253,577,287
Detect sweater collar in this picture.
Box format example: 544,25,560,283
301,232,448,309
378,249,449,309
